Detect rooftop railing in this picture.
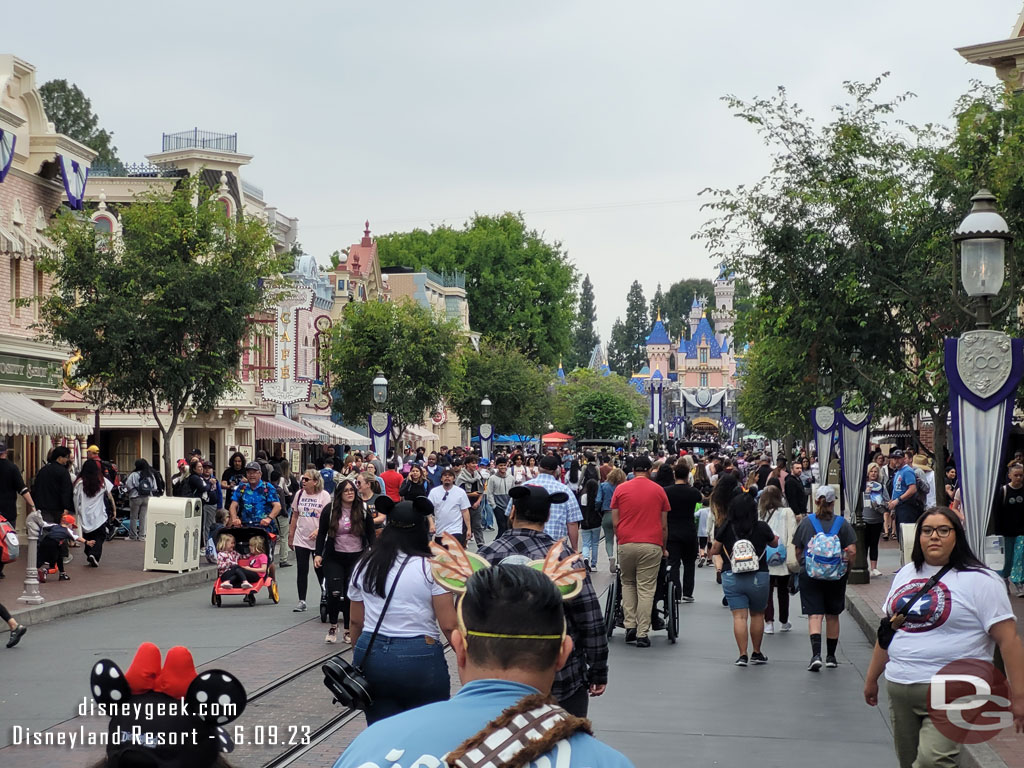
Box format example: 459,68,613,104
161,128,238,153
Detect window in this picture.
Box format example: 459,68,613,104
700,373,708,388
93,217,112,235
10,259,19,319
33,267,43,321
699,348,708,364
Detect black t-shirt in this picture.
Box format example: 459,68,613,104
664,484,703,539
994,484,1024,536
715,520,776,573
185,473,208,499
756,465,772,490
0,458,26,518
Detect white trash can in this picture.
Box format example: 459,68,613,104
144,497,202,572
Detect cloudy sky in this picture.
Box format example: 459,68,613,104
12,1,1021,340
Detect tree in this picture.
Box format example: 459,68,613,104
663,278,714,341
649,283,665,327
38,175,281,482
551,369,647,439
449,341,553,436
39,80,121,169
568,275,599,371
323,299,462,451
376,213,577,367
606,281,648,376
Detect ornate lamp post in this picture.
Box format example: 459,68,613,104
479,396,493,460
952,190,1014,330
368,371,391,460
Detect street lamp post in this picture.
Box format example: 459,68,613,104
952,189,1015,330
368,371,391,460
479,396,493,460
625,421,633,451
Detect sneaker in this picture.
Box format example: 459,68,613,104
6,625,26,648
1015,583,1024,598
780,622,792,632
240,581,253,590
293,600,307,612
825,655,838,668
583,558,591,572
681,595,695,603
59,572,71,581
220,581,232,589
651,618,666,632
722,596,728,607
625,628,638,644
87,554,99,567
808,655,823,672
636,637,651,648
764,622,775,635
697,556,705,568
325,626,338,644
735,655,749,666
608,558,616,574
870,568,883,578
37,567,47,584
751,651,768,664
63,554,73,564
279,561,292,568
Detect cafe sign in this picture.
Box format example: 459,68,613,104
0,353,63,389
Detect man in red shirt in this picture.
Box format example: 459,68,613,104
380,460,404,503
611,455,669,648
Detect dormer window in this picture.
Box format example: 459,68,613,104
699,348,708,364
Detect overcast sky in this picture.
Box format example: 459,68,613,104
11,1,1021,340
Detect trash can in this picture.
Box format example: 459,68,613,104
144,497,202,572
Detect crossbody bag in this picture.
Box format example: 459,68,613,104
877,563,952,650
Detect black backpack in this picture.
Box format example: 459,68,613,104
137,472,156,497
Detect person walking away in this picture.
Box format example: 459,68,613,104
289,469,331,611
315,479,375,644
711,493,777,665
864,507,1024,768
456,455,486,548
758,485,797,634
579,476,603,571
611,456,670,648
347,496,456,724
864,463,890,578
32,446,74,526
664,462,702,603
427,469,470,546
380,460,404,503
793,486,857,670
74,460,114,567
527,455,583,551
912,454,937,509
319,457,340,495
399,464,429,501
993,462,1024,597
784,461,808,518
484,456,515,537
1,600,26,648
596,468,626,573
0,441,34,580
478,485,608,717
124,459,157,542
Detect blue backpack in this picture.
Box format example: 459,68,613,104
804,514,846,580
320,467,337,494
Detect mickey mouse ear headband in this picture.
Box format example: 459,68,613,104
429,532,585,600
378,496,433,528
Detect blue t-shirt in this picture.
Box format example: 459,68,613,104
892,465,917,503
230,481,281,530
333,680,634,768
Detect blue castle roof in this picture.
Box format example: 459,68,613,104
682,317,722,359
646,319,670,346
716,264,736,281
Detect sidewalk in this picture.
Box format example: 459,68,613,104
844,537,1020,768
0,537,217,625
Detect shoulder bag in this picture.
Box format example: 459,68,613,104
877,563,952,650
322,557,411,710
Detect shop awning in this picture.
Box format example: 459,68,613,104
301,416,371,447
254,414,324,443
402,424,438,441
0,392,90,436
542,431,573,444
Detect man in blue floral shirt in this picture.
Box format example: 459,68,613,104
228,461,282,532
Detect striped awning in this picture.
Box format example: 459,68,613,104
402,424,438,441
0,392,90,436
254,414,324,443
300,416,371,447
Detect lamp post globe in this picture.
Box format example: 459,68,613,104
372,371,388,404
480,396,492,422
626,422,632,430
955,189,1013,329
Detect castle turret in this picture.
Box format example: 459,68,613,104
688,294,704,338
713,265,735,349
645,311,671,378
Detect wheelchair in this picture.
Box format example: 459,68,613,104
603,558,678,644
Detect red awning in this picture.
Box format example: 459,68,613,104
542,431,573,444
254,414,324,443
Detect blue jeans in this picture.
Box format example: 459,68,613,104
722,571,769,612
481,498,494,528
353,634,450,725
581,528,602,568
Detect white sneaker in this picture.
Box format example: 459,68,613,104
764,622,775,635
1015,583,1024,598
325,626,338,644
781,622,792,632
870,568,884,578
293,600,307,612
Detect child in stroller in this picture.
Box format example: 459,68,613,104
217,533,267,590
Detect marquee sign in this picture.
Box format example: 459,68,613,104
262,287,314,405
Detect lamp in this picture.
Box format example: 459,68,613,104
372,371,388,404
953,189,1014,329
480,395,492,421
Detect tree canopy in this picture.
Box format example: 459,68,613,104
39,175,281,481
375,213,577,367
39,79,122,169
607,280,648,376
567,274,599,371
551,369,647,439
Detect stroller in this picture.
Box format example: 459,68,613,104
104,483,133,541
210,527,280,607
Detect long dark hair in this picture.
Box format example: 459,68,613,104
328,479,368,540
911,506,987,572
654,464,674,487
134,458,154,480
79,458,103,497
569,459,581,484
726,492,758,537
710,472,741,526
354,516,431,598
228,452,246,471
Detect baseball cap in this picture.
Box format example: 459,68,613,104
890,449,905,459
0,442,6,454
633,456,653,472
814,485,837,503
87,445,100,454
189,448,202,456
202,460,213,468
539,455,561,471
245,461,262,472
176,458,188,468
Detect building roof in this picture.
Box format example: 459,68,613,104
716,264,736,281
683,317,723,359
646,318,671,346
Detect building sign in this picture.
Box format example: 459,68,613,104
262,287,314,405
0,353,64,389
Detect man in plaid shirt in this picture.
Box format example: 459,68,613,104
478,485,609,718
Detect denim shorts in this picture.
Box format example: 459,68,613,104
722,570,769,612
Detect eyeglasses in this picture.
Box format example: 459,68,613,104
920,525,954,539
301,476,314,482
442,491,449,501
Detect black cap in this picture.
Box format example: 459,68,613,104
508,485,569,517
633,456,653,472
539,455,561,471
890,449,905,458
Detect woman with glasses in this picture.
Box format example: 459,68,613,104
864,508,1024,768
315,479,375,644
288,470,332,612
356,471,386,528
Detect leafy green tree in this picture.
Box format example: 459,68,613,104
323,299,462,451
552,369,647,438
663,279,714,340
568,274,599,371
38,176,280,481
39,80,121,169
375,213,577,367
449,342,553,436
606,280,648,376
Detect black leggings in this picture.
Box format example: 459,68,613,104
219,565,261,587
324,551,363,628
0,601,11,622
38,538,67,573
765,574,790,623
84,526,106,563
667,534,698,598
865,522,883,562
294,546,324,603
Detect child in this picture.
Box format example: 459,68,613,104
206,509,228,564
696,504,711,567
37,515,93,582
219,534,268,590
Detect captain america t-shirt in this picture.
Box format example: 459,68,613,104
881,563,1013,684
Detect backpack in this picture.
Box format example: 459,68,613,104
763,510,787,567
137,471,156,497
0,515,19,563
320,468,337,494
804,514,846,580
728,524,760,574
911,469,930,509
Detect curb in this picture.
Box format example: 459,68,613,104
845,590,1007,768
9,566,218,627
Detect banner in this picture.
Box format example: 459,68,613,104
837,406,871,519
369,412,392,460
945,331,1024,554
479,423,493,461
812,406,838,485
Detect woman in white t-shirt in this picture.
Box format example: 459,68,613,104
348,495,457,725
864,508,1024,768
758,485,798,635
74,459,115,567
288,469,332,613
